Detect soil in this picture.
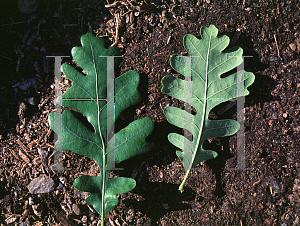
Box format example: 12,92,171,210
0,0,300,225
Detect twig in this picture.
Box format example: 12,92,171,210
121,9,133,17
0,55,12,60
253,179,261,186
105,0,127,8
45,143,55,149
62,24,78,27
0,20,27,26
111,14,119,47
94,0,104,8
274,34,280,58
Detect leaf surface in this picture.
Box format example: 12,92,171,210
161,25,255,192
48,33,153,219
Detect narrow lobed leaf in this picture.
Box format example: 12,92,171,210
161,25,255,192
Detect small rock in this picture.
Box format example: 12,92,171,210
268,119,274,126
162,203,169,209
5,214,19,224
37,148,48,160
57,183,64,190
18,78,36,91
72,203,81,215
270,57,278,61
289,43,296,51
283,113,288,118
272,112,278,119
82,215,87,224
125,14,129,23
18,102,27,120
27,174,56,194
24,97,39,106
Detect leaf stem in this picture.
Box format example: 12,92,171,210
179,171,189,193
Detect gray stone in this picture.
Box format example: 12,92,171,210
27,174,55,194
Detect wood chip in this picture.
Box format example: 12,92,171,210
19,149,30,163
33,157,42,165
28,139,39,148
12,150,20,160
48,206,72,226
20,209,29,222
17,139,29,152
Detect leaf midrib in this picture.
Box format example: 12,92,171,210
186,28,212,172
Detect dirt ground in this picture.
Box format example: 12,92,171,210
0,0,300,225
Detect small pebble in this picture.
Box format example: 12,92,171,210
270,57,278,61
272,112,278,119
38,148,48,160
27,174,56,194
162,203,169,209
57,183,64,190
283,113,288,118
125,14,129,23
72,203,81,215
18,78,36,91
24,97,39,106
289,43,296,51
82,215,87,224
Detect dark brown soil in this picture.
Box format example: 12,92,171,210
0,0,299,225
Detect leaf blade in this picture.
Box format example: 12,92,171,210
48,33,153,220
161,25,255,192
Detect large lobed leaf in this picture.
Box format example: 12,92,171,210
161,25,255,192
48,33,153,219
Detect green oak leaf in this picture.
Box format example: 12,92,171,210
161,25,255,192
48,33,153,224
